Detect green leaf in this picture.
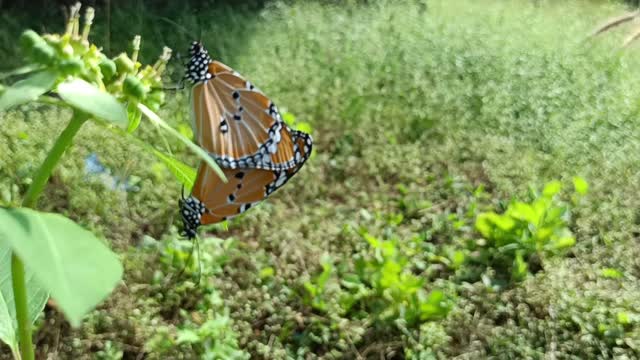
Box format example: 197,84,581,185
362,232,379,248
475,213,495,238
509,202,538,224
0,242,49,357
176,329,200,344
316,260,333,289
127,101,142,133
57,79,128,127
617,312,631,325
259,267,275,279
0,207,123,327
551,236,575,249
0,64,44,81
511,251,528,281
601,268,623,279
177,123,194,140
138,103,227,183
294,121,313,134
450,250,466,269
0,71,57,112
542,180,562,198
573,176,589,195
477,212,515,234
151,150,196,192
419,290,450,320
303,282,317,297
281,112,296,125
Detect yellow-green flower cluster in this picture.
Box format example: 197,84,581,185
18,2,171,117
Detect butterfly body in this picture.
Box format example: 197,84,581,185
180,42,313,239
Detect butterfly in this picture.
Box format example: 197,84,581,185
184,41,300,171
180,129,312,239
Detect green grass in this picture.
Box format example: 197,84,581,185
3,0,640,358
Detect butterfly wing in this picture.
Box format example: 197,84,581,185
189,130,312,226
188,44,298,170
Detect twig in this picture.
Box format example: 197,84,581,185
623,25,640,47
590,10,640,37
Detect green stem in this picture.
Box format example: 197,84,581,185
12,110,89,360
22,111,88,208
12,255,33,360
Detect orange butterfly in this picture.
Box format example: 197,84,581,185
185,42,300,170
179,42,313,239
180,130,312,239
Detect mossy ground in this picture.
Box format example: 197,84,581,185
2,0,640,358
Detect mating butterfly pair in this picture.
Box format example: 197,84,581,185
179,42,313,239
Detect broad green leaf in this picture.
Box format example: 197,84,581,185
151,150,196,192
0,207,123,327
0,71,57,112
57,79,128,127
0,242,49,357
573,176,589,195
138,103,227,182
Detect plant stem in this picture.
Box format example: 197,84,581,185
22,111,88,208
12,255,33,360
12,110,89,360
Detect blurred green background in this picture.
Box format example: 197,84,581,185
3,0,640,358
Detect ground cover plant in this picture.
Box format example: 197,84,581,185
3,0,640,358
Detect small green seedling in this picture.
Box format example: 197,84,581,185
474,179,586,284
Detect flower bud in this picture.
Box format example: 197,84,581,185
146,90,165,111
99,56,117,81
123,75,148,100
58,58,84,76
114,53,135,74
20,30,56,65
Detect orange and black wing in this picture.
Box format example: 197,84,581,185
186,42,298,171
180,130,312,238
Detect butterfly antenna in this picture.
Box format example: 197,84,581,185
158,83,185,91
148,14,198,42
